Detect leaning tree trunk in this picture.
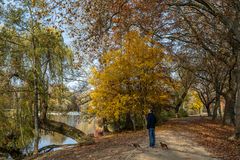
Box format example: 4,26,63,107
39,89,93,144
39,119,93,144
39,106,93,144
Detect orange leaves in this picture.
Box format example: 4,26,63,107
32,0,36,6
112,17,120,23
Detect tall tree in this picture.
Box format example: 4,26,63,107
89,31,173,130
169,0,240,139
0,0,93,155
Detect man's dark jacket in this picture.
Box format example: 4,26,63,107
147,113,156,129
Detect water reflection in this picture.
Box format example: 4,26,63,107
0,111,95,159
38,112,96,149
39,133,76,149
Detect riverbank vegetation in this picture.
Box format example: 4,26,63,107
0,1,92,158
0,0,240,159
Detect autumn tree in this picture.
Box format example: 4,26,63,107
89,31,173,130
194,81,215,117
167,0,240,138
33,0,240,139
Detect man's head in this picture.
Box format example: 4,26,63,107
148,109,153,113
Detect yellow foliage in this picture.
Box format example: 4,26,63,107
184,90,203,111
89,31,173,121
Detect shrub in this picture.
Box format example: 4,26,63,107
158,110,169,122
167,110,176,118
178,108,188,117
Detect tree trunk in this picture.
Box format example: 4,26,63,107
175,90,188,114
175,100,182,114
235,69,240,139
231,28,240,139
131,114,136,131
205,104,212,117
38,91,93,143
124,112,133,130
212,100,219,120
232,41,240,139
33,73,39,155
40,97,48,120
212,82,220,120
39,119,93,144
39,107,94,144
38,82,93,143
223,91,236,126
219,105,222,120
102,118,109,132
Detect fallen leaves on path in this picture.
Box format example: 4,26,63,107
163,117,240,160
30,116,240,160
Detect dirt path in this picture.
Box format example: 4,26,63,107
32,117,239,160
123,122,218,160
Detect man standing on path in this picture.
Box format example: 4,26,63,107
147,109,156,147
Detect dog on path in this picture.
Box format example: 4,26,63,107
160,142,168,150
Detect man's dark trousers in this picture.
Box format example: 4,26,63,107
149,128,155,147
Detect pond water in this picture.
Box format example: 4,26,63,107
0,111,97,159
27,112,96,154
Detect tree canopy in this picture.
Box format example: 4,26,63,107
89,31,174,127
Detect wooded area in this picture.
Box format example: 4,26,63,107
0,0,240,159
